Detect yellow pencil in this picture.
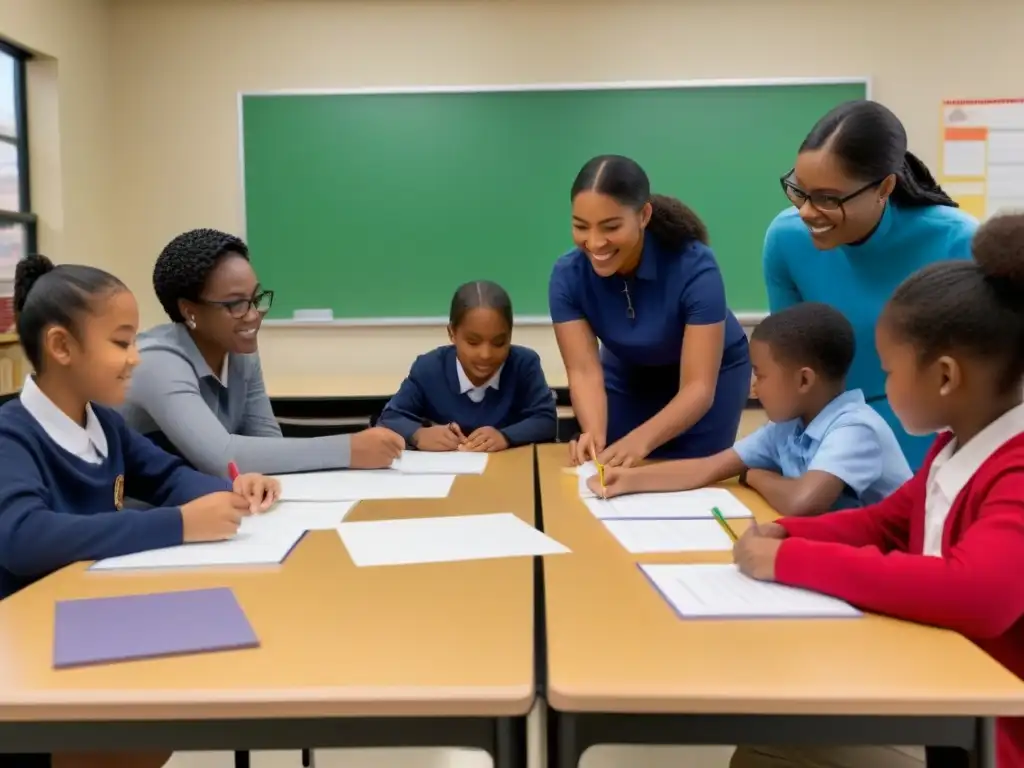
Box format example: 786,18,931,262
596,461,606,491
711,506,738,542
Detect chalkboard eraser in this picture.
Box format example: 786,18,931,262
292,309,335,321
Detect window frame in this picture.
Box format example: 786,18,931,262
0,39,38,256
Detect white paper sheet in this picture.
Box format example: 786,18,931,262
336,512,570,567
601,518,734,553
942,139,987,177
584,488,754,520
641,563,863,619
274,470,456,502
239,500,357,533
90,526,305,571
391,450,488,475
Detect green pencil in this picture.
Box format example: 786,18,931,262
711,506,738,541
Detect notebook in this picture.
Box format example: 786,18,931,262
53,587,259,668
640,563,863,619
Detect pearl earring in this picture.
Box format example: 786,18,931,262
188,316,197,329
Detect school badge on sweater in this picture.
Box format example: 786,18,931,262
114,474,125,511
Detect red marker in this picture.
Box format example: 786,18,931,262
228,461,240,482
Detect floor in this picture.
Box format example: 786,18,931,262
165,411,769,768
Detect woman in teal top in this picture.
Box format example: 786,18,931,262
764,100,978,470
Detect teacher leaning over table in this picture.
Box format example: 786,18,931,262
763,100,978,470
548,154,751,468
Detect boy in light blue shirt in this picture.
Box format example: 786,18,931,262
594,302,911,516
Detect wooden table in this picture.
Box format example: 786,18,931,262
0,448,537,766
536,444,1024,768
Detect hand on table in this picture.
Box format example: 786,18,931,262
460,426,508,452
733,522,786,581
585,467,635,499
568,432,605,465
232,473,280,513
413,423,465,451
351,426,405,467
181,492,251,542
597,431,652,469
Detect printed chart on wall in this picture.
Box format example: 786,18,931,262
939,99,1024,220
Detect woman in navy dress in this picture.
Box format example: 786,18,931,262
549,155,751,467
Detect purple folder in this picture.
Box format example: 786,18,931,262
53,587,259,669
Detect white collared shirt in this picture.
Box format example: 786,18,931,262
456,360,503,403
216,354,229,387
922,401,1024,556
20,375,108,464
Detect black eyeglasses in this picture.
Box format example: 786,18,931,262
199,290,274,319
780,170,885,213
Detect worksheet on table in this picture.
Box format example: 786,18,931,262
601,518,735,553
390,450,488,475
336,512,570,567
640,563,863,619
273,470,456,502
584,487,754,520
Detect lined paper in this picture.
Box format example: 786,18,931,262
584,488,754,520
641,563,863,619
274,470,456,502
238,500,356,533
602,518,734,553
391,451,488,475
337,512,570,567
91,526,305,571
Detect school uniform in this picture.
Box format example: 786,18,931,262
377,344,556,446
733,389,912,509
763,202,978,470
737,404,1024,768
549,232,751,459
0,375,230,600
122,322,353,476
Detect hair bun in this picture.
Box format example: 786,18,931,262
13,254,56,314
971,213,1024,308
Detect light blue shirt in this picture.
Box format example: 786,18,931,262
733,389,912,509
763,201,977,471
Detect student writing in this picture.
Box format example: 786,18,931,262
550,155,751,467
377,281,556,451
591,303,911,516
731,213,1024,768
121,229,404,475
0,255,280,768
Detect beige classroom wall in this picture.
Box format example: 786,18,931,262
101,0,1022,386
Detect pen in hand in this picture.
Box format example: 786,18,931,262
711,506,738,542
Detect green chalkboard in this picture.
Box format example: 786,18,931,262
240,80,866,320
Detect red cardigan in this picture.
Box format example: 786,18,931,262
776,431,1024,768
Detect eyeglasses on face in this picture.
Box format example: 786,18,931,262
780,170,885,212
199,289,275,319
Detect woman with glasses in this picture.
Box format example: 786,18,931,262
762,100,977,471
121,228,404,476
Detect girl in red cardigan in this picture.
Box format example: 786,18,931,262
731,212,1024,768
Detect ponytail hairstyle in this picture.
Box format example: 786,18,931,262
800,100,957,209
882,212,1024,393
14,254,127,372
570,155,708,251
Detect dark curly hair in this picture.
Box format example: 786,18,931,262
571,155,708,251
882,212,1024,392
752,302,855,382
153,228,250,323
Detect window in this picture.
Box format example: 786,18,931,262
0,41,36,280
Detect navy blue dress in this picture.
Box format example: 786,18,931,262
549,232,750,459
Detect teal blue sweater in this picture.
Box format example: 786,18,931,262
763,202,978,470
0,401,230,598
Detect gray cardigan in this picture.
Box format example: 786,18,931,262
120,323,351,476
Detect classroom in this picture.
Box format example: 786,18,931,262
1,1,1024,768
